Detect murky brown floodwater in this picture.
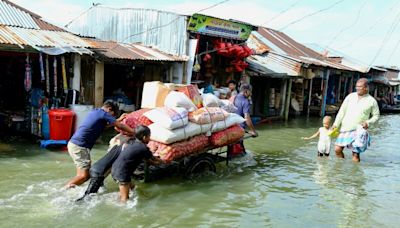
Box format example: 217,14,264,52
0,115,399,227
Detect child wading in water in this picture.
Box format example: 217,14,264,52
302,116,332,157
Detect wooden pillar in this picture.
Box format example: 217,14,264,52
280,79,288,117
337,74,342,102
320,69,330,117
349,75,354,93
284,78,292,121
307,78,313,116
72,54,81,92
94,62,104,108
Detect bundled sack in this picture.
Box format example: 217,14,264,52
148,122,211,144
108,133,131,150
176,84,203,109
211,113,245,133
219,99,238,113
122,109,153,128
148,135,209,162
189,107,229,124
210,125,245,147
144,107,188,130
164,91,197,112
201,93,220,107
141,81,171,108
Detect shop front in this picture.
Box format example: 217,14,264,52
186,14,257,97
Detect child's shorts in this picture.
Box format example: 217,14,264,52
318,141,331,155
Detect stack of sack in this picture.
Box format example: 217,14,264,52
111,81,246,163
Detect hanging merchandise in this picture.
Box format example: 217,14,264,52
24,53,32,92
39,53,45,81
53,57,57,96
61,56,68,93
45,55,50,94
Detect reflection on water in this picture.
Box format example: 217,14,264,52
0,115,399,227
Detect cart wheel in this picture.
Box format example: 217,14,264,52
184,155,216,179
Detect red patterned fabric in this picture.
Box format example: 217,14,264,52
122,109,153,128
210,125,244,147
117,109,153,135
148,135,209,162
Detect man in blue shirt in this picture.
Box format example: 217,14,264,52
229,83,258,156
234,83,258,136
65,101,134,188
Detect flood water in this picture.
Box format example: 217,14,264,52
0,115,399,227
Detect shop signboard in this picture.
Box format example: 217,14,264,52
187,14,254,40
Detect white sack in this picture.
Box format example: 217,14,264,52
211,113,245,132
201,93,220,107
144,107,188,130
149,122,211,144
164,91,197,112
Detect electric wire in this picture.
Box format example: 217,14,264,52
279,0,346,31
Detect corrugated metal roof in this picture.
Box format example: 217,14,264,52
32,17,65,32
66,5,188,56
0,0,39,29
250,28,357,72
257,27,322,59
247,53,302,77
0,25,91,48
85,39,188,62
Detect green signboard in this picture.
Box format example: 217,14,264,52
187,14,255,40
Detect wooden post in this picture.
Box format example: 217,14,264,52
343,75,348,98
349,75,354,93
72,54,81,92
337,74,342,102
320,69,330,117
307,78,313,117
94,62,104,108
284,78,292,121
280,79,287,117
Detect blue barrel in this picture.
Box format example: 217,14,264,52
42,105,50,139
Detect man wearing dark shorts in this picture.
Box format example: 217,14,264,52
76,144,124,201
111,125,162,203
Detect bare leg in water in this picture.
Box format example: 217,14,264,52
335,145,345,159
65,167,90,188
119,183,135,203
352,152,360,162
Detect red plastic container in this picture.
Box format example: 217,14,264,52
48,109,75,140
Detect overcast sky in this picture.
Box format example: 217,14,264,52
11,0,400,67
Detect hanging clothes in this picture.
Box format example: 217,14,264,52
45,55,50,94
61,56,68,93
53,57,57,96
24,53,32,92
39,53,45,81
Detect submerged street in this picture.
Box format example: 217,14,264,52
0,115,398,227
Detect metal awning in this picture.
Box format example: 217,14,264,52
85,38,188,62
0,25,92,54
246,52,302,77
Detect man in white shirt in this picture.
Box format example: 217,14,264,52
332,78,380,162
